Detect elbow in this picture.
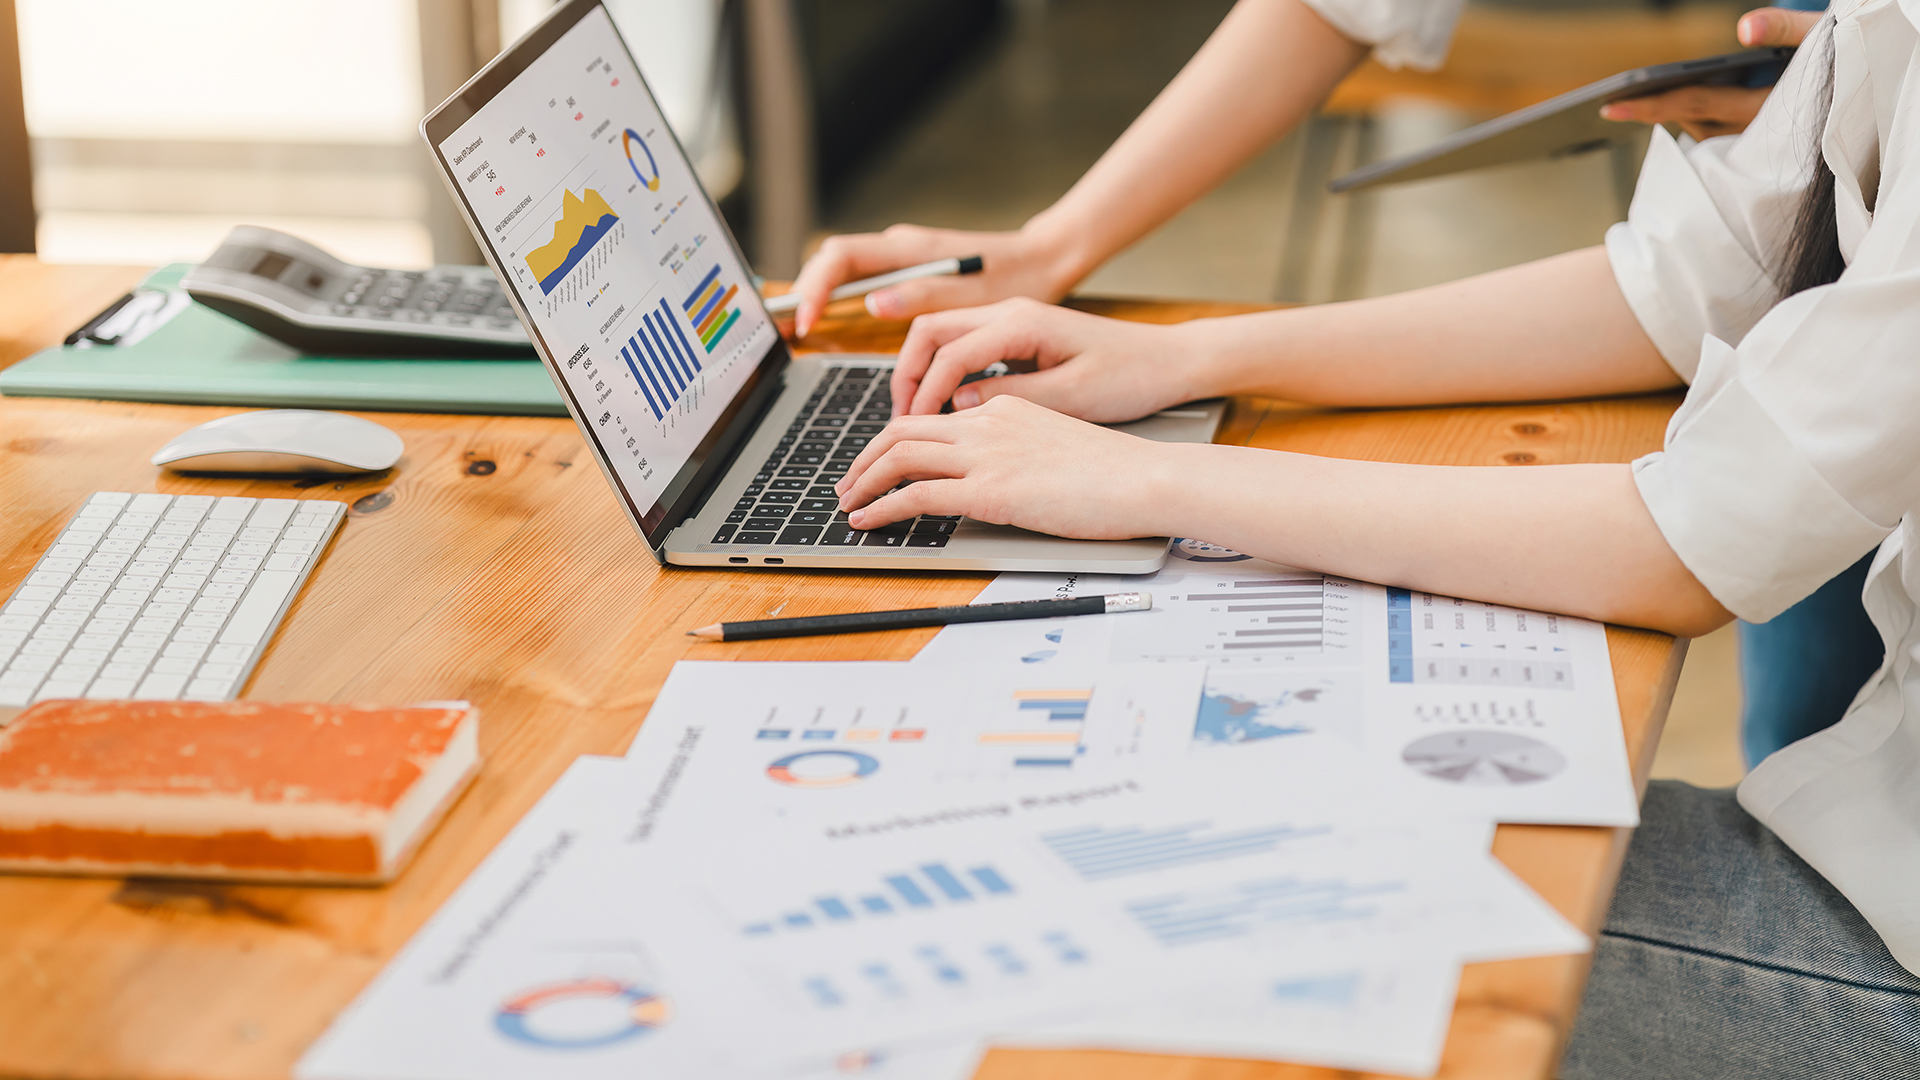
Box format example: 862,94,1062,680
1616,577,1735,639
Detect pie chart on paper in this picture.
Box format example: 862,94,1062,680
1401,731,1566,786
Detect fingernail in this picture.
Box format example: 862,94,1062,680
848,509,866,525
953,386,980,410
1599,105,1623,120
796,317,811,338
866,290,900,320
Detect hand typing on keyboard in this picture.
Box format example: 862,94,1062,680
0,493,344,709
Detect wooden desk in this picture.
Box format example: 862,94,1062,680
0,256,1685,1080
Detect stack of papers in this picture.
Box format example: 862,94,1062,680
299,546,1633,1080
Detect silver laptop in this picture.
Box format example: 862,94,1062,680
421,0,1221,573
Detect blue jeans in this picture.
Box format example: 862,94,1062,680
1560,781,1920,1079
1738,552,1882,767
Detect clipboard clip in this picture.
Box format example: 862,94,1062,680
63,287,188,348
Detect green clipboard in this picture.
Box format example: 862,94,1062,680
0,265,566,415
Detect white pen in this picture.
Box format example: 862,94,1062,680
762,255,984,315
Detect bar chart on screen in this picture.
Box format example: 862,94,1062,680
679,264,744,354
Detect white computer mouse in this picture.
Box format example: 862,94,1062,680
151,409,404,473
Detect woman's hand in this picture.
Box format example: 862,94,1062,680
785,224,1084,339
1597,7,1821,140
833,395,1176,538
890,298,1208,422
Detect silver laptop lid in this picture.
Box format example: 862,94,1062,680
422,0,787,548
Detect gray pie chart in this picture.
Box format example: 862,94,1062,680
1402,731,1567,786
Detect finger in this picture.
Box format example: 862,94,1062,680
909,306,1054,417
1599,97,1662,123
892,307,1007,417
837,441,965,514
789,232,930,338
835,414,956,499
865,274,1006,321
847,477,970,530
1738,7,1821,47
952,365,1082,413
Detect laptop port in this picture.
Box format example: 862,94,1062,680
729,556,748,563
764,557,784,564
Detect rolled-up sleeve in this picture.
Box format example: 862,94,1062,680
1631,215,1920,622
1605,28,1831,382
1297,0,1464,71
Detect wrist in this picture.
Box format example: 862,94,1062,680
1019,207,1110,298
1132,440,1216,539
1163,317,1252,402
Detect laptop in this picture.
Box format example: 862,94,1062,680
421,0,1221,574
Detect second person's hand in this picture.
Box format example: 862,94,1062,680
890,298,1208,422
1597,6,1821,140
786,223,1084,338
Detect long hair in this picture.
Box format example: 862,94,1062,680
1778,29,1847,297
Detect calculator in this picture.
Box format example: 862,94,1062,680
180,225,536,357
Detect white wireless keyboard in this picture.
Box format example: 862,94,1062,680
0,492,344,709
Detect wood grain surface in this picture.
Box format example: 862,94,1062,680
0,256,1683,1080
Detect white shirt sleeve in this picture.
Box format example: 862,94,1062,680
1622,15,1920,623
1604,35,1831,382
1295,0,1464,71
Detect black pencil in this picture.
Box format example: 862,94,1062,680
688,592,1151,642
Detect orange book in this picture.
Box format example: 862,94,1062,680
0,700,480,883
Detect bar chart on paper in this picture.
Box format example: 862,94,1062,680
972,688,1095,771
1386,588,1574,689
740,860,1018,937
1111,571,1357,666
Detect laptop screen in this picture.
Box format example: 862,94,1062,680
424,1,781,543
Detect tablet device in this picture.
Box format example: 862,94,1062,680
1329,47,1795,193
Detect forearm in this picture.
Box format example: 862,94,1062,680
1176,247,1682,406
1141,443,1730,636
1026,0,1368,285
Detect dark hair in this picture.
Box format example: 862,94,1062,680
1779,30,1847,297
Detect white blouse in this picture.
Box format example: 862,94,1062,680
1610,0,1920,973
1298,0,1464,71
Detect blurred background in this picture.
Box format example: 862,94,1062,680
0,0,1745,785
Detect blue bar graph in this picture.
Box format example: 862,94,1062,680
920,863,973,902
621,344,663,419
970,866,1014,894
1041,821,1327,881
743,862,1016,937
660,298,702,371
645,313,688,383
682,265,721,311
624,331,675,418
639,323,682,391
887,874,934,908
1387,587,1413,682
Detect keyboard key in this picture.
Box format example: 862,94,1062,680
819,461,852,476
789,512,832,526
912,519,957,534
819,525,863,545
84,678,137,700
151,658,197,675
11,585,59,603
751,504,792,518
807,486,840,500
770,478,809,491
263,553,306,572
777,525,822,545
192,596,237,614
905,533,950,548
133,672,187,700
743,518,785,532
849,423,886,435
247,500,298,529
206,643,251,664
778,466,817,478
798,499,838,512
65,580,110,597
164,640,208,660
210,569,253,585
734,531,776,545
787,453,825,467
111,647,159,665
810,416,847,428
734,498,757,512
181,612,226,629
34,680,88,702
760,491,800,505
217,570,299,647
100,663,146,680
861,530,907,548
184,678,234,701
724,511,747,524
711,525,738,544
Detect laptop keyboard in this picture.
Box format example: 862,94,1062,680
0,493,342,708
709,366,958,548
